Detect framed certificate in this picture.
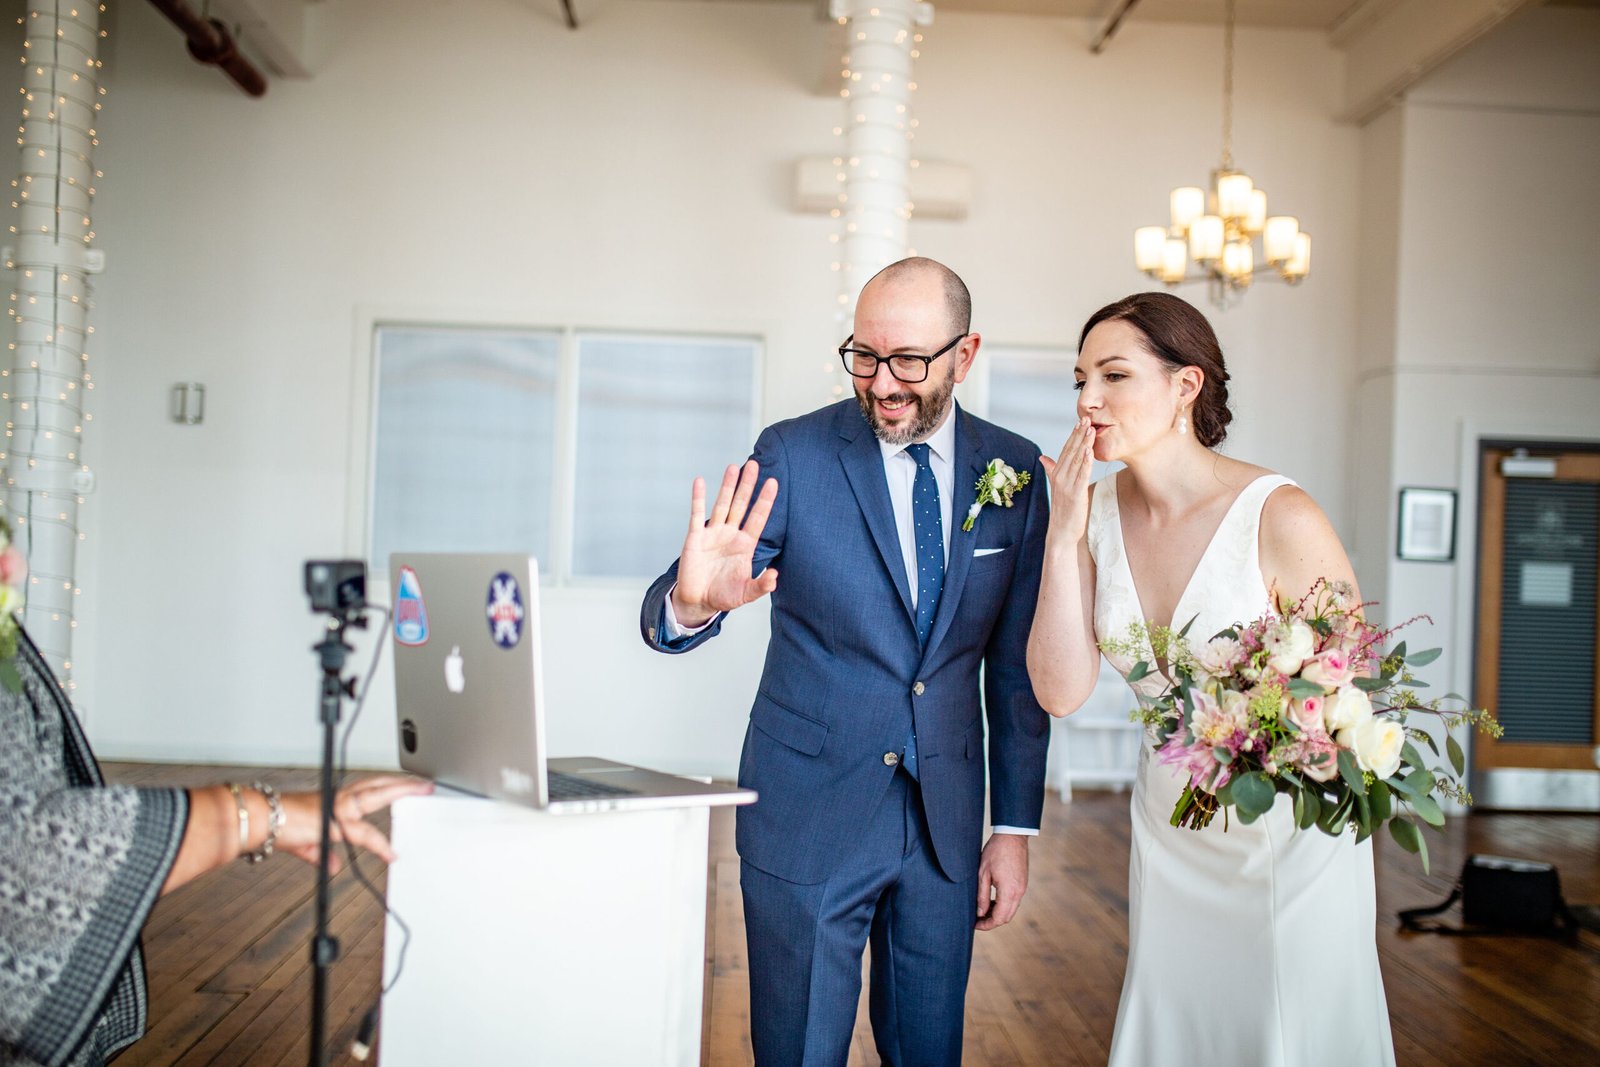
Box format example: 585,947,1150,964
1397,487,1457,562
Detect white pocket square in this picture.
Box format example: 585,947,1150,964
973,547,1006,558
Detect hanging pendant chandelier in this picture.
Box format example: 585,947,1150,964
1133,0,1310,306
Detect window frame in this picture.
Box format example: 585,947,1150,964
348,309,765,588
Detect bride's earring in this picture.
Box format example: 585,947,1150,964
1176,411,1188,435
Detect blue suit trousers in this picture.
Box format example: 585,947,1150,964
740,769,977,1066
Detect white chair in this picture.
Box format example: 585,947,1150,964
1050,658,1144,802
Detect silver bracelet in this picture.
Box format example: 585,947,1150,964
226,782,250,854
245,781,286,863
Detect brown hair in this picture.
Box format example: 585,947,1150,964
1078,292,1233,447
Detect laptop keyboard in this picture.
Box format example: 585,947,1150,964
548,770,640,801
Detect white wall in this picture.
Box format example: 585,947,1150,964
15,0,1364,774
1351,5,1600,746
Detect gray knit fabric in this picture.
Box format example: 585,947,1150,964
0,630,187,1067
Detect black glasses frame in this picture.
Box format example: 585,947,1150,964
838,333,966,384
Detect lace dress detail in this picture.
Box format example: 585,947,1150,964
1088,471,1395,1067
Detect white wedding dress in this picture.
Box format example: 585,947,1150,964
1089,471,1396,1067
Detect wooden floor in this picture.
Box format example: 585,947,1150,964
104,763,1600,1065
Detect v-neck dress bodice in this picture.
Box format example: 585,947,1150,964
1088,471,1396,1067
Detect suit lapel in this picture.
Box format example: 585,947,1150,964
839,411,916,623
922,407,988,663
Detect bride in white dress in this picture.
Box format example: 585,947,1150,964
1027,292,1395,1066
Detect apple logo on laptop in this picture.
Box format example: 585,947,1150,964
444,645,465,693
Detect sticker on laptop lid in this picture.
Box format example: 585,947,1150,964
394,565,429,646
486,571,525,649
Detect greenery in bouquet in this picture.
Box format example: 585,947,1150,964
1100,579,1500,872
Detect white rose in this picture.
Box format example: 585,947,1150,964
1264,620,1316,676
1342,716,1404,780
1322,686,1374,734
1195,636,1244,681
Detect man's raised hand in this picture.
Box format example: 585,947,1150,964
670,460,779,628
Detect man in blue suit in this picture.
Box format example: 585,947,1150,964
641,258,1050,1065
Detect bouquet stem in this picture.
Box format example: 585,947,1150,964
1170,786,1221,831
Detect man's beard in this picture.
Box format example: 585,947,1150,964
856,369,955,446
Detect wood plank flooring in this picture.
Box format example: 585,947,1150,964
103,763,1600,1065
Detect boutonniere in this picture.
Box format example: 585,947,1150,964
962,458,1031,532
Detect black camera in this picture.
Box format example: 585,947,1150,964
304,560,367,618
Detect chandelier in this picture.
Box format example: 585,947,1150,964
1133,0,1310,305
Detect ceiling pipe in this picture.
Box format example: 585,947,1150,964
1090,0,1142,54
145,0,268,97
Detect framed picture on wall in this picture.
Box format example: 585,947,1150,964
1397,487,1457,562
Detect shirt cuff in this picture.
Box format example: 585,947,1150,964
662,584,719,640
990,825,1039,837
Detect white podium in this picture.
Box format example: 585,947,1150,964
379,794,713,1066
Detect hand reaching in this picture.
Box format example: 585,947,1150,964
670,460,780,628
277,774,435,872
1041,416,1096,546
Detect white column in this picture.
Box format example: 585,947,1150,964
827,0,932,401
4,1,105,688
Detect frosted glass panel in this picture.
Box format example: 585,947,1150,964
371,326,560,570
573,335,758,578
988,347,1119,481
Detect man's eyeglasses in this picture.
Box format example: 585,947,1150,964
838,334,966,384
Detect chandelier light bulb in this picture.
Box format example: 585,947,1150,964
1263,216,1299,265
1244,189,1268,234
1134,227,1167,271
1189,215,1225,263
1160,239,1188,284
1216,172,1253,220
1284,233,1312,279
1170,187,1204,232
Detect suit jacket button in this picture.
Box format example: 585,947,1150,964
883,752,899,767
912,681,925,696
647,627,658,642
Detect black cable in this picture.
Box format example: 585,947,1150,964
327,603,415,1058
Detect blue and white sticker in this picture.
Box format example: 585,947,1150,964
394,566,430,646
486,571,525,649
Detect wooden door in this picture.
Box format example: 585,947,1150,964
1474,448,1600,774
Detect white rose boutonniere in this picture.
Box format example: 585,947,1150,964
962,458,1031,532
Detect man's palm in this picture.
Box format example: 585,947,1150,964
673,461,779,625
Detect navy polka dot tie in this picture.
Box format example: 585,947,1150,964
904,443,943,780
906,443,945,647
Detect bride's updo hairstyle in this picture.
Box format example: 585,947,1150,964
1078,292,1233,448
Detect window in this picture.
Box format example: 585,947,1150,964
370,324,761,581
984,344,1119,481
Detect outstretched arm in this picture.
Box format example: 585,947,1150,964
669,460,780,628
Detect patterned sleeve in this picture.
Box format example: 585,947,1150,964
0,634,188,1067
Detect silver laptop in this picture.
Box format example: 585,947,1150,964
389,552,755,814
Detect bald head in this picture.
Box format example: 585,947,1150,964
860,257,971,337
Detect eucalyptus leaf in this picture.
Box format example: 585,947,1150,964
1447,734,1465,777
1286,678,1326,699
1213,746,1234,766
1410,794,1446,828
1127,661,1151,683
1354,791,1372,836
1391,640,1407,661
1369,780,1393,822
1337,749,1367,797
1408,647,1442,667
1401,741,1427,769
1386,773,1422,800
1389,817,1421,854
1404,769,1438,797
1231,772,1276,818
1353,676,1388,693
1177,614,1199,639
1406,678,1430,689
1214,778,1236,808
1296,789,1321,830
1416,731,1440,756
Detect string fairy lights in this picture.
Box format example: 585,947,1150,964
2,2,107,690
825,0,932,401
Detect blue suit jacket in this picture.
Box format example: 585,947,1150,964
641,400,1050,886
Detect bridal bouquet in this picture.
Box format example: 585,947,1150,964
1100,580,1500,872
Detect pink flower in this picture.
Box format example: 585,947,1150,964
1301,648,1355,690
0,546,25,586
1157,731,1229,791
1287,695,1325,735
1295,735,1342,783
